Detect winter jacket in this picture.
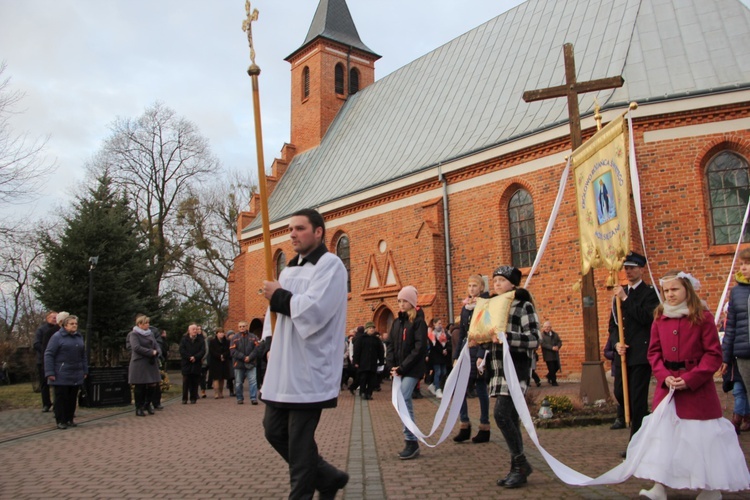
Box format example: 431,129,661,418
486,288,540,396
208,336,231,380
649,310,722,420
230,332,260,370
427,337,451,367
353,333,384,373
386,307,428,379
33,321,58,365
540,330,563,362
180,334,206,376
723,273,750,362
127,328,161,384
44,329,88,386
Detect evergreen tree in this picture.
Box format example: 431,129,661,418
34,174,154,363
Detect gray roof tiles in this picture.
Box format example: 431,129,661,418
246,0,750,232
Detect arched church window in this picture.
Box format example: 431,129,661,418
508,189,537,268
336,234,351,292
335,63,345,95
707,151,750,244
302,66,310,100
349,68,360,94
275,251,286,279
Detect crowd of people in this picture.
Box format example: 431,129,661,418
28,207,750,498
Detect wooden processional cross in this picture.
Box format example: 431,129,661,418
523,43,624,400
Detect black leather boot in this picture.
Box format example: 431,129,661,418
453,424,471,442
496,457,514,486
503,454,532,488
471,428,491,443
398,440,420,460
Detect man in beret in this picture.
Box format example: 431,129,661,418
608,251,660,456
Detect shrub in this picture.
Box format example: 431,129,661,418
546,395,574,414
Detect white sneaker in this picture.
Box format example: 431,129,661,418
639,483,667,500
428,384,436,395
436,388,443,399
696,490,722,500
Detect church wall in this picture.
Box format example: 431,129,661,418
228,102,750,377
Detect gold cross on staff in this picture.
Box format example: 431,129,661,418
242,0,260,66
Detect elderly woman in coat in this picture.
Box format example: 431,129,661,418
128,315,161,416
45,315,88,430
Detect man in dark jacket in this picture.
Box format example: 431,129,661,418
33,311,58,412
179,324,205,404
230,321,260,405
540,321,563,386
353,322,384,400
608,252,660,453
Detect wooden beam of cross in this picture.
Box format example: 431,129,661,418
521,42,624,402
523,43,623,151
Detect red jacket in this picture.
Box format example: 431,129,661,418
648,310,722,420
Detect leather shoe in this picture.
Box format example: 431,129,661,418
251,400,258,405
56,422,68,430
154,405,164,410
318,470,349,500
610,418,625,430
66,421,77,427
42,405,51,413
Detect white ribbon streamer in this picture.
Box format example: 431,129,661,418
524,155,572,288
389,333,676,485
627,110,662,304
391,343,471,447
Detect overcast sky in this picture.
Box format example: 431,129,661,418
2,0,748,220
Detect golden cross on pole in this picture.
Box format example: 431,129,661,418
241,0,275,332
242,0,259,67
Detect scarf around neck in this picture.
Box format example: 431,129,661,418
134,326,152,337
662,301,689,319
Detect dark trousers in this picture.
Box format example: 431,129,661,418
545,360,560,383
358,371,376,397
182,374,200,402
613,362,651,438
263,404,343,500
200,366,209,391
37,364,52,408
134,384,154,409
494,395,524,457
53,385,79,424
151,383,162,406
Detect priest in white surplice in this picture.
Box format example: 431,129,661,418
261,208,349,500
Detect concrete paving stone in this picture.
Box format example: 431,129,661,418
1,379,749,498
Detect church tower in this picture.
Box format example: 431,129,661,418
286,0,380,153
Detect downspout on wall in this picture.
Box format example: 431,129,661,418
438,163,454,321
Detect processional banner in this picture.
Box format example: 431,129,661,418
572,114,631,276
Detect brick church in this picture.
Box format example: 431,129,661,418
227,0,750,377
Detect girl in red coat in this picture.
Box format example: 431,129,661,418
637,271,750,500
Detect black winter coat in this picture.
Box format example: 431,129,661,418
607,282,660,366
353,334,384,373
180,334,206,375
386,308,428,379
208,336,231,380
724,276,750,362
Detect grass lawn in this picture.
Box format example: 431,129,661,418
0,382,40,410
0,380,183,411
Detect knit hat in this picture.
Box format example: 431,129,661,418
364,321,375,329
492,265,521,286
397,285,418,308
468,274,485,291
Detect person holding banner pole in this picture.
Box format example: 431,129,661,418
608,252,660,457
485,265,540,489
387,285,428,460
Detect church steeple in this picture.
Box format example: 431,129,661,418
286,0,380,153
296,0,378,58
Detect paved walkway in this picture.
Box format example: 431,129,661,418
1,378,749,499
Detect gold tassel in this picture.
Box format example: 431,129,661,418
572,278,582,292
